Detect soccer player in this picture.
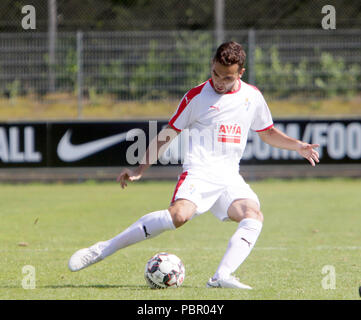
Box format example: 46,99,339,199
68,41,320,289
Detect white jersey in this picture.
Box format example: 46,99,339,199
168,78,273,180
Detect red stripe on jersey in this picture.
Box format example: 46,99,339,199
218,134,241,138
256,124,274,132
245,82,261,92
218,137,241,143
171,171,188,203
168,122,181,132
168,82,207,129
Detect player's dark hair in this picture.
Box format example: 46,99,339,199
213,41,246,70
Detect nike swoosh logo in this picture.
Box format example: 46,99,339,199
57,128,142,162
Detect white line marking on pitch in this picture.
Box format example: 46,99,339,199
2,246,361,252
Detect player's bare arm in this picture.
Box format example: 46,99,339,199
117,125,179,188
258,126,320,166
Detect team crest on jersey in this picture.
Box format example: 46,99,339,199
217,124,241,143
189,184,196,194
244,98,251,111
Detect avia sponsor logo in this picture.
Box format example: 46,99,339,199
0,126,42,163
217,124,241,144
243,122,361,161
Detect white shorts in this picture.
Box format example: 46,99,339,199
170,171,260,222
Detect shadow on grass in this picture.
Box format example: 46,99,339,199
43,284,149,289
43,284,193,289
0,284,193,290
0,284,146,289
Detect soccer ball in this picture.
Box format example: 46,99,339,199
144,252,185,289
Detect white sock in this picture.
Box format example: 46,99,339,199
213,218,263,280
99,209,175,258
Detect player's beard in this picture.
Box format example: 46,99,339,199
214,85,226,94
213,80,237,94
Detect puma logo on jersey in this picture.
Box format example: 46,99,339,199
217,124,241,143
209,105,220,112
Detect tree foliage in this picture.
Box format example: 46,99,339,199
1,0,360,32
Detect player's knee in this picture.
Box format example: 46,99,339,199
168,199,196,228
228,200,263,223
168,209,190,228
244,208,264,223
167,206,189,228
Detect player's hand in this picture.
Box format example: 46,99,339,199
297,142,320,166
116,168,142,189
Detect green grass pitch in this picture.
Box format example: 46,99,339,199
0,178,360,300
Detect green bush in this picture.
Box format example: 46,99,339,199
5,79,20,104
254,46,295,98
175,32,213,91
129,40,172,100
53,48,78,93
315,52,360,98
96,60,127,98
255,46,360,99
